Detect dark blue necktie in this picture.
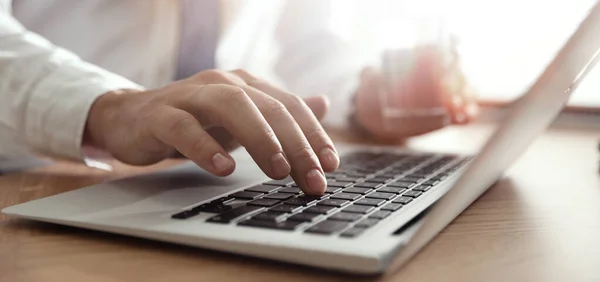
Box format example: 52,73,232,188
175,0,220,80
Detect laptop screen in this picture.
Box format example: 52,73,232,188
386,0,600,273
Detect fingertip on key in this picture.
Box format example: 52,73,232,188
305,168,327,195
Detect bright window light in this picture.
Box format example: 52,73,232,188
329,0,600,107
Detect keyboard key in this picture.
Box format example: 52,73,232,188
209,196,235,205
343,205,375,214
335,177,362,183
324,187,343,194
326,180,353,188
171,210,198,219
408,172,430,178
252,211,286,221
430,175,447,181
387,181,416,188
270,204,303,213
190,203,210,212
369,210,392,219
288,212,321,222
355,198,385,207
305,220,350,234
207,206,263,223
412,185,431,192
264,192,294,201
403,190,423,198
381,203,403,211
278,187,302,194
393,196,413,205
330,193,361,201
304,205,337,214
230,191,263,200
263,177,293,186
318,199,350,207
353,183,382,189
298,194,328,200
422,180,440,186
193,203,232,213
340,227,367,238
245,185,281,193
285,196,319,206
365,176,394,183
376,187,407,194
355,218,380,228
345,172,368,178
343,187,373,194
365,192,396,200
402,176,424,182
238,219,301,230
328,212,363,222
247,198,281,207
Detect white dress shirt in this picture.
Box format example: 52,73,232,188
0,0,377,161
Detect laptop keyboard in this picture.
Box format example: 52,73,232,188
171,152,471,238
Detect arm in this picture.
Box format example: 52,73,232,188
0,0,142,161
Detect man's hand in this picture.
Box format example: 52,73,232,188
84,69,340,195
353,48,479,141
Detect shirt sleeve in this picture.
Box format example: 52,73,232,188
272,0,375,129
0,1,143,162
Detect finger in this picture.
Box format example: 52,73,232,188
150,106,236,176
173,84,292,181
232,69,340,175
302,95,329,121
206,126,240,152
170,127,239,159
238,84,327,195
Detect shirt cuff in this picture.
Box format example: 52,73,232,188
24,53,144,162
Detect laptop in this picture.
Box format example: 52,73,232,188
4,1,600,275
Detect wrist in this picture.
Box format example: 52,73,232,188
83,89,140,150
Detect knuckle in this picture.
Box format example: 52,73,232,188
260,98,288,118
282,94,307,113
304,127,328,144
291,144,318,163
232,68,251,77
219,86,248,102
197,69,229,82
164,113,194,135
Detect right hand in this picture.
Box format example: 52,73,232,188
84,69,340,195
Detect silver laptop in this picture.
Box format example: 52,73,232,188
4,2,600,275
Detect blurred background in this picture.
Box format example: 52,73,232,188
222,0,600,110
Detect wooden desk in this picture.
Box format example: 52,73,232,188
1,124,600,282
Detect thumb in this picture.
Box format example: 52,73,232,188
303,95,330,121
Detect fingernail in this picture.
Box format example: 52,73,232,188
270,152,290,177
306,168,326,195
212,153,234,173
319,147,339,168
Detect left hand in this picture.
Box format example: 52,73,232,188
352,46,479,141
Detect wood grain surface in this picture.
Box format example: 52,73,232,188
1,124,600,282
